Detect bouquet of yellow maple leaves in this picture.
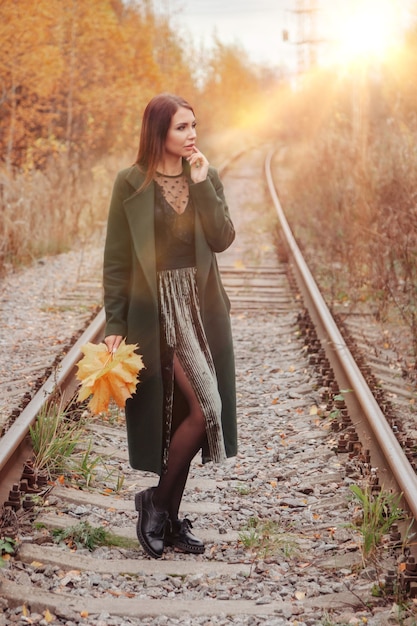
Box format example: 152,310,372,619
76,340,144,414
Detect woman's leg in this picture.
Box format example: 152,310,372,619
153,353,206,519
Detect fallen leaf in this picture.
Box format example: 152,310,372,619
80,611,89,618
309,405,318,415
294,591,305,600
44,609,55,623
76,340,144,414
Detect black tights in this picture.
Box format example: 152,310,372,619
153,354,206,521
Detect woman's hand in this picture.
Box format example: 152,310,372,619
188,146,208,183
104,334,123,354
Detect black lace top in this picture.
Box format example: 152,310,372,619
154,175,196,271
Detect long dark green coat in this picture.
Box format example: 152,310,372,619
103,161,237,475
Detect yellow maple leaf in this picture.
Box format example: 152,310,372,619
44,609,55,623
76,340,144,414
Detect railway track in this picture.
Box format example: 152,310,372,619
265,149,417,531
1,147,417,625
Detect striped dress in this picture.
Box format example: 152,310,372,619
154,172,227,471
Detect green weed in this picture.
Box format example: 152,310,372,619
30,403,124,490
100,468,125,493
51,520,136,551
71,439,103,487
239,517,297,575
349,484,404,560
0,536,17,567
30,402,83,478
235,483,251,496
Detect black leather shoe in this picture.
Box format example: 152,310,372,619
135,487,168,559
165,518,205,554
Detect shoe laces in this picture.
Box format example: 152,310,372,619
181,517,194,532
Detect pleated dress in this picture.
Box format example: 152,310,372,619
154,172,227,471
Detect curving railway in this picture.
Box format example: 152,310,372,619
1,146,417,625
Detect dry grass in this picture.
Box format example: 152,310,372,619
0,131,246,277
274,72,417,364
0,154,119,274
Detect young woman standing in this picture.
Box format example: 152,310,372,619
103,93,237,559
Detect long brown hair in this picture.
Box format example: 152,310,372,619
135,93,194,191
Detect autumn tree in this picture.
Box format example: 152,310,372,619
0,0,277,271
198,39,269,131
0,0,200,269
0,0,65,172
0,0,197,172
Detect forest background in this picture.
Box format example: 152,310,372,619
0,0,277,269
1,0,417,356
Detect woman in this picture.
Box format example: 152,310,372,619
103,93,237,559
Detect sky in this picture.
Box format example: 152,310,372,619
155,0,417,74
159,0,293,70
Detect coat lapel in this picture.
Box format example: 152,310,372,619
123,166,158,303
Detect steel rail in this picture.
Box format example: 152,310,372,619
0,310,105,505
265,149,417,528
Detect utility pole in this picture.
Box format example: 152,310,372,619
285,0,321,74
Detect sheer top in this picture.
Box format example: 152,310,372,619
154,172,196,271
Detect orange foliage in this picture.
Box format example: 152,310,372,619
0,0,279,174
76,340,144,414
0,0,191,170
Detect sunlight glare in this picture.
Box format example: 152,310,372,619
324,0,402,65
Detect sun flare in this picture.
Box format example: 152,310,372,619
323,0,402,65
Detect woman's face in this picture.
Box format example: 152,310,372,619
164,107,197,160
